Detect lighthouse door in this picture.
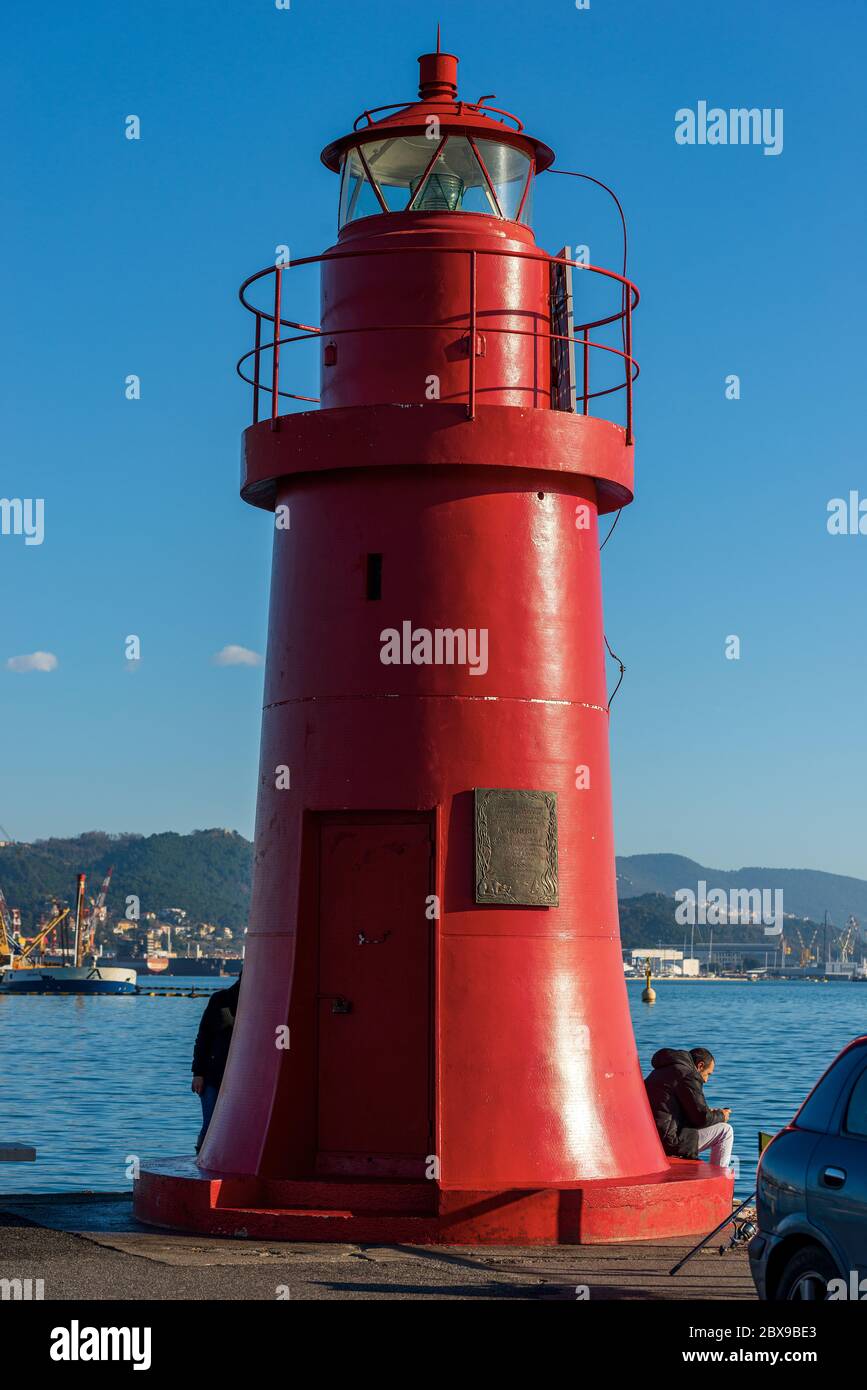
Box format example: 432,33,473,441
316,813,434,1175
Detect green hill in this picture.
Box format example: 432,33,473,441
0,830,252,932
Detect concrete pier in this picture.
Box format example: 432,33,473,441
0,1193,755,1300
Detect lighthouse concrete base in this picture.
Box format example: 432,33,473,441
134,1157,734,1245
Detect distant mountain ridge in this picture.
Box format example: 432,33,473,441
2,835,864,934
616,854,867,924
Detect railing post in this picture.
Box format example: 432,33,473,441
582,332,590,416
468,250,477,421
625,286,633,445
253,313,261,425
271,265,283,428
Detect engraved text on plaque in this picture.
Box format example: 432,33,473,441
474,788,559,906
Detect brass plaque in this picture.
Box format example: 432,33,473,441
474,788,559,906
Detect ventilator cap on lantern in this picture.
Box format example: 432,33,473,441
417,33,458,100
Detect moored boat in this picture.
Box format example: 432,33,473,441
0,964,137,995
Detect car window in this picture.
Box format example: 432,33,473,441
795,1044,867,1132
844,1065,867,1137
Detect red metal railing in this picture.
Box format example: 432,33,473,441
352,98,526,134
236,246,639,443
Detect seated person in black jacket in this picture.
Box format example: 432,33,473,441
644,1046,734,1169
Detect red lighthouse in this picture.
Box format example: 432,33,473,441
136,43,733,1243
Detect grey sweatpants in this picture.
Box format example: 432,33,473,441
696,1121,734,1168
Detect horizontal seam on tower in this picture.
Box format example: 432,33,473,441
262,694,609,713
245,930,621,939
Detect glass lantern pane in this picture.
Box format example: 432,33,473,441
365,135,443,208
474,139,533,222
338,148,385,226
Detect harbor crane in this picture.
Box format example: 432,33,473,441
794,925,818,967
839,922,856,965
1,877,72,970
846,916,861,954
79,866,113,961
0,901,71,969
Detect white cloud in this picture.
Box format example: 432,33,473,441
6,651,58,673
213,644,262,668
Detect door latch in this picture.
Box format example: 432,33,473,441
357,930,392,946
822,1165,847,1189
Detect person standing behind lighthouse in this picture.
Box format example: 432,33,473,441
191,975,241,1153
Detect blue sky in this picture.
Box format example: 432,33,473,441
2,0,865,876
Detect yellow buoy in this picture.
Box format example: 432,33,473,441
641,958,656,1004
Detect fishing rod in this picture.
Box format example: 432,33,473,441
669,1191,757,1276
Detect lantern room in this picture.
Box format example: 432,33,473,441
321,44,553,232
336,135,536,225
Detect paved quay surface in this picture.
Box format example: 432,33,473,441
0,1193,756,1300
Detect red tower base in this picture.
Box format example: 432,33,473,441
134,1159,733,1245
